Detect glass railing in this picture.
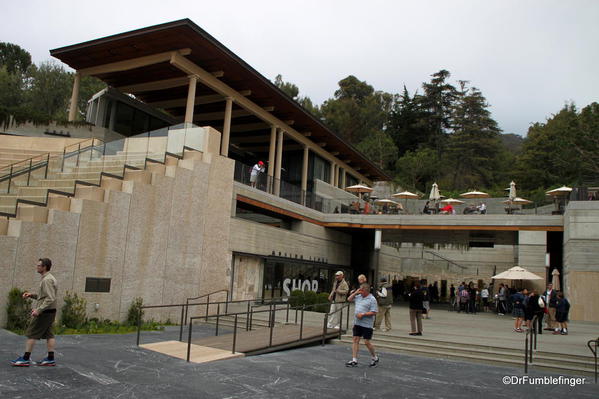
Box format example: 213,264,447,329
0,123,207,217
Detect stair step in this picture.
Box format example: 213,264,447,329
335,338,596,375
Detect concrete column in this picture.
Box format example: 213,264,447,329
268,126,277,193
301,145,309,204
329,161,335,185
341,168,346,189
274,129,284,196
184,75,198,125
68,72,81,122
334,164,340,187
221,97,233,156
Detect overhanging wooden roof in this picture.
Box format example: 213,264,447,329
50,19,390,181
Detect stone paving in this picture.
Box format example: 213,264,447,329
1,324,597,398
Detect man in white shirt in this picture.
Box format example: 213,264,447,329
374,277,393,331
250,161,265,188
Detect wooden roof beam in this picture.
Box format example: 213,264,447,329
230,123,270,133
79,48,191,76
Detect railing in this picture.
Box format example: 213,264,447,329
588,337,598,383
423,249,468,271
524,314,539,373
186,300,351,361
0,123,206,217
184,289,230,326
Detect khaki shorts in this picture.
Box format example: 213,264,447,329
26,310,56,340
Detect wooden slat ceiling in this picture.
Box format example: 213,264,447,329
50,19,389,180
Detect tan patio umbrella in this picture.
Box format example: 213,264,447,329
551,269,561,291
508,181,517,200
460,190,490,199
429,182,441,201
501,197,532,205
440,198,465,205
345,183,373,200
492,266,543,280
546,186,572,196
374,198,403,211
392,190,419,209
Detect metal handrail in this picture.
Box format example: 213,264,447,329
587,338,598,384
524,314,539,373
423,249,468,270
184,289,229,325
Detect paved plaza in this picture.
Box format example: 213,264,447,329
1,322,597,399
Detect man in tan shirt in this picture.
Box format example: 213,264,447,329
327,271,349,329
12,258,58,367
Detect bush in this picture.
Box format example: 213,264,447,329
61,291,87,329
288,290,304,307
6,288,32,331
287,290,330,313
314,293,331,313
303,290,318,306
126,297,144,326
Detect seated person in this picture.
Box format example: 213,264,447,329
439,204,454,214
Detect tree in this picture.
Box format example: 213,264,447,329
395,147,440,193
356,129,398,171
387,86,431,157
24,61,72,119
274,74,319,117
0,42,32,74
420,70,457,151
446,82,503,189
0,66,25,108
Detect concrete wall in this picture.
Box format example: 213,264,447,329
563,201,599,321
0,142,233,325
231,255,263,301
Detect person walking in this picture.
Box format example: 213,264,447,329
542,283,558,331
374,277,393,331
408,281,424,336
11,258,58,367
345,284,379,367
480,285,490,312
511,288,526,333
497,283,507,315
327,271,349,329
524,289,543,333
553,292,570,335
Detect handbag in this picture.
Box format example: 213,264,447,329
538,296,545,308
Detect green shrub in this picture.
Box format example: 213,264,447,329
61,291,87,329
6,288,32,331
303,290,318,306
126,297,144,326
288,290,304,307
314,293,331,313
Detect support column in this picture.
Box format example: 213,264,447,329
68,72,81,122
334,164,339,187
329,161,335,185
108,100,117,131
341,168,346,189
301,145,309,205
184,75,198,125
268,126,277,193
274,129,284,196
221,97,233,156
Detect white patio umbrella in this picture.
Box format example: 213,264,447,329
508,181,517,200
374,198,403,210
440,198,465,205
551,269,561,291
492,266,543,281
429,182,441,201
460,190,490,199
546,186,572,196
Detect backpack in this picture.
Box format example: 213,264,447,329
459,289,470,303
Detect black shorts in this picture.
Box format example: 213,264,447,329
26,309,56,340
352,325,373,340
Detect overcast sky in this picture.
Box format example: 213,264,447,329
2,0,598,136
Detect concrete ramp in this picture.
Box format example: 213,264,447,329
140,340,244,364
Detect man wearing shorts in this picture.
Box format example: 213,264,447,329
346,283,379,367
12,258,58,367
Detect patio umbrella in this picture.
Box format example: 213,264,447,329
551,269,561,291
392,190,419,210
345,183,373,199
492,266,543,280
374,199,403,211
508,181,517,200
501,197,532,205
429,182,441,201
440,198,465,205
546,186,572,196
460,190,490,199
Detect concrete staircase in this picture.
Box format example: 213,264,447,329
334,332,596,376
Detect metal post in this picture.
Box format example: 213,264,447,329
184,299,189,326
215,303,220,336
7,166,13,193
524,331,529,373
250,306,254,330
339,308,343,339
186,319,193,362
286,302,290,324
246,301,250,331
322,314,327,346
61,148,66,172
300,305,305,340
346,303,350,330
206,295,210,319
232,315,238,354
529,328,533,363
179,305,185,342
27,159,32,186
533,319,537,351
269,306,275,347
136,308,142,346
268,303,273,327
295,307,298,324
76,143,81,167
44,153,49,179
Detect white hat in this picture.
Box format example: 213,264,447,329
335,271,344,276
